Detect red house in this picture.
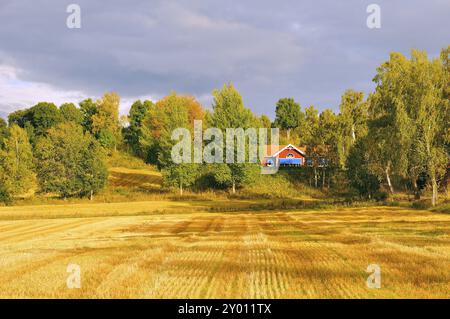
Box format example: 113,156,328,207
263,144,307,167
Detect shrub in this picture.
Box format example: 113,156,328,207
0,183,12,205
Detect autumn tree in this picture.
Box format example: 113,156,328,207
141,92,205,168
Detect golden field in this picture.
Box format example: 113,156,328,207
1,202,450,298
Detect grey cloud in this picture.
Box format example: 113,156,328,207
0,0,448,117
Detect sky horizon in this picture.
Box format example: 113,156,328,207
0,0,449,120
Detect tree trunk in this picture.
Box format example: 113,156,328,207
287,129,291,141
15,137,20,167
351,124,356,142
412,179,420,200
314,168,318,188
232,180,236,194
180,182,183,196
431,175,438,207
385,164,394,194
322,168,326,189
89,190,93,201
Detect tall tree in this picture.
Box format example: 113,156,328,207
274,98,301,140
301,105,319,146
441,46,450,155
338,90,368,168
0,118,7,148
209,83,255,129
79,98,98,133
124,100,153,157
92,92,121,150
409,50,448,206
209,83,258,193
141,92,204,168
370,50,449,205
346,138,381,199
0,125,35,197
317,109,340,188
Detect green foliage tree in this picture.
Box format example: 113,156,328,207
211,163,259,193
79,98,98,133
34,122,108,199
274,98,301,140
300,105,319,145
162,163,199,196
7,103,62,144
439,46,450,172
209,84,259,193
0,182,11,205
259,115,272,128
28,102,62,136
370,50,448,205
60,103,83,125
316,109,340,188
92,92,121,151
8,109,30,128
209,83,255,129
124,100,153,157
0,118,7,148
0,125,35,197
338,90,368,168
346,139,381,199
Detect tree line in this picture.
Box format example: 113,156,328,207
0,47,448,205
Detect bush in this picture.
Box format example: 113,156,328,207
373,191,388,202
0,184,12,205
411,201,432,210
430,203,450,214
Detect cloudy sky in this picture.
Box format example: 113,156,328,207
0,0,449,119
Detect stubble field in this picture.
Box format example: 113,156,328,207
1,202,449,298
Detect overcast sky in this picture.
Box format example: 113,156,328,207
0,0,449,119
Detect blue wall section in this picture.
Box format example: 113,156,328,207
279,158,302,165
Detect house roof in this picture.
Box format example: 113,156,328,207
264,144,306,157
